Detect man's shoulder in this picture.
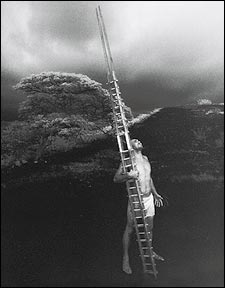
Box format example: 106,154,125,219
143,155,151,165
143,155,149,161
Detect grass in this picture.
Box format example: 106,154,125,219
1,105,224,287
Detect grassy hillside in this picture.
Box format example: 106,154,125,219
1,105,224,287
2,104,223,187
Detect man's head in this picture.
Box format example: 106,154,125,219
130,139,143,151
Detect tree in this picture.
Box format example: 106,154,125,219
1,72,134,168
1,113,99,166
197,99,212,105
14,71,133,123
28,113,97,160
13,72,113,124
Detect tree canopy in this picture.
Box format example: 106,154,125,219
13,72,113,122
1,72,134,168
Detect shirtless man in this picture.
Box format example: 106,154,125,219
114,139,164,274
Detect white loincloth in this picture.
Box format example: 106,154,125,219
143,193,155,217
127,193,155,221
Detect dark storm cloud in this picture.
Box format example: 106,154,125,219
1,1,224,117
2,1,111,75
119,70,224,112
28,1,98,43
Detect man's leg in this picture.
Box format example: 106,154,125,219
145,216,154,255
146,216,164,261
122,204,134,274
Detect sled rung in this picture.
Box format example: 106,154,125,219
137,224,145,227
128,184,136,187
130,193,144,197
109,79,118,84
116,117,126,122
114,100,123,105
139,239,148,242
125,164,132,167
145,261,156,266
112,92,121,96
114,105,123,110
123,157,131,161
145,267,156,272
143,254,151,258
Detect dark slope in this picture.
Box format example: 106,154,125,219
1,105,224,287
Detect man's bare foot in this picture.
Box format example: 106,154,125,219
153,251,164,261
122,256,132,274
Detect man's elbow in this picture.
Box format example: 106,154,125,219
113,175,122,183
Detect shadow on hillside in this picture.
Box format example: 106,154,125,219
1,106,224,287
1,177,224,287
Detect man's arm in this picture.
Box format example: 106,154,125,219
149,177,157,195
144,156,163,207
145,155,164,207
114,164,139,183
150,177,163,207
144,156,160,196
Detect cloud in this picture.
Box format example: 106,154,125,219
1,1,224,114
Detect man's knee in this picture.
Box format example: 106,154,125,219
146,216,154,231
126,222,134,234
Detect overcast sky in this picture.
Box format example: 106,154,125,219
1,1,224,119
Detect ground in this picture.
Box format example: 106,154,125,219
1,106,224,287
